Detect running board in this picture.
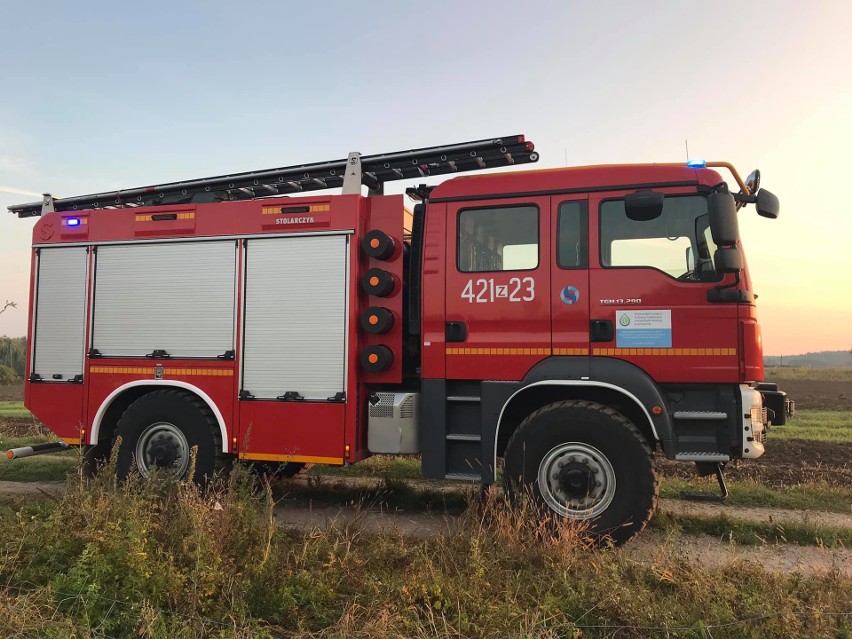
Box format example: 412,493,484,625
675,452,730,462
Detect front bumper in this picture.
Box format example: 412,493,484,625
754,382,795,426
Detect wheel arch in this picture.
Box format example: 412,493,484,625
493,380,663,481
89,381,229,453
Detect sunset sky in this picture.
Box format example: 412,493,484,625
1,1,850,355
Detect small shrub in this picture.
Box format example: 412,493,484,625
0,365,18,385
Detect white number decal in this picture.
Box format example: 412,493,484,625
508,278,522,301
476,279,489,303
462,278,535,303
522,276,535,301
461,280,475,303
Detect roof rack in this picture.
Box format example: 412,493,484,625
9,135,538,218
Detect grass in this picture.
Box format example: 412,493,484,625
771,410,852,442
0,401,31,418
0,455,78,482
764,366,852,381
660,477,852,514
277,475,470,515
652,510,852,547
0,432,77,482
0,463,851,638
307,455,425,480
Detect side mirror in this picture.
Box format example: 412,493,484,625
745,169,761,194
708,191,739,245
756,188,780,219
714,247,743,273
625,190,663,221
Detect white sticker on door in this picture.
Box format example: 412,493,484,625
615,310,672,348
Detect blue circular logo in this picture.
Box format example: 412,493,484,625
560,286,580,305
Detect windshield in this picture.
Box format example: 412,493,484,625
600,195,719,282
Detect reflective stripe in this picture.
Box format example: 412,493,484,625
238,452,343,464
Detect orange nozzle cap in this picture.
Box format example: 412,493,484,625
6,450,14,459
368,354,379,364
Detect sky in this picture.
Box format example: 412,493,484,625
1,0,851,355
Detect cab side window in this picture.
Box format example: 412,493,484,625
556,201,588,269
458,205,539,273
600,195,719,281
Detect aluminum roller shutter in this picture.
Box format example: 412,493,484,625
93,241,236,358
32,247,88,380
243,235,348,400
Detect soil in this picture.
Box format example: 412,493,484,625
764,377,852,411
0,417,49,437
656,439,852,487
0,384,23,402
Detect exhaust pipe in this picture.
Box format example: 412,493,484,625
6,441,70,459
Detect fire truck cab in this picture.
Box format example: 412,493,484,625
11,136,793,543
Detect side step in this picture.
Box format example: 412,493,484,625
445,388,485,480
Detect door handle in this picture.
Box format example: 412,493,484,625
590,319,614,342
446,321,468,343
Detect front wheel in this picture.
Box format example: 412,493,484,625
503,400,658,545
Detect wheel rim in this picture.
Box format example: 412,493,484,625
135,421,190,479
537,442,616,519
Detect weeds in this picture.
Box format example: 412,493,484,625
0,455,851,638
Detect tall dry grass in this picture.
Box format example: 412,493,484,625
0,449,851,638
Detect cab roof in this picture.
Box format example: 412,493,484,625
429,164,725,201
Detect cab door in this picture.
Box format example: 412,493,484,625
550,196,591,373
589,191,739,383
445,197,550,381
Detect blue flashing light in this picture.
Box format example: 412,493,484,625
686,159,707,169
66,217,81,227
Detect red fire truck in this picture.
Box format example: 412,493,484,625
9,135,793,543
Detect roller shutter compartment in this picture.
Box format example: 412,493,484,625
93,241,236,358
32,247,88,380
242,235,348,400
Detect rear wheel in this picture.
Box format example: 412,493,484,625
503,400,658,545
113,389,229,485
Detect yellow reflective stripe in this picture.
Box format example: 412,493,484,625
89,366,234,376
446,347,736,357
135,212,195,222
262,204,330,215
238,453,343,465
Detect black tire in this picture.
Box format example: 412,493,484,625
249,461,306,480
112,389,230,485
503,400,658,545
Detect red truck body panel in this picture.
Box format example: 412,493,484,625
22,162,764,458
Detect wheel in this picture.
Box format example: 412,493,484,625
113,389,229,485
503,400,658,545
248,461,306,479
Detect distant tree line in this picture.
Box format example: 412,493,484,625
0,336,26,384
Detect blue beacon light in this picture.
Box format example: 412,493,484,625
66,217,81,227
686,159,707,169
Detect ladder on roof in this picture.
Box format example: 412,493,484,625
8,135,539,218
